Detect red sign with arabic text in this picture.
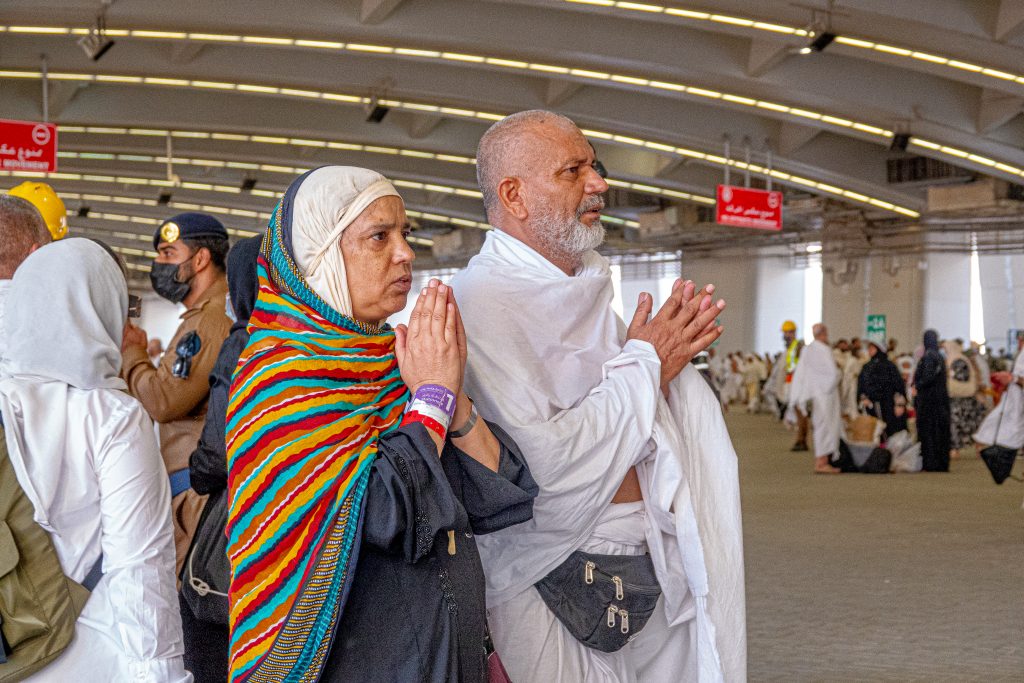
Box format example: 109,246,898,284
0,119,58,173
715,184,782,230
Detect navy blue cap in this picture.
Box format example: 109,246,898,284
154,212,229,249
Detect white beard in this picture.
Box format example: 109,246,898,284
530,204,606,265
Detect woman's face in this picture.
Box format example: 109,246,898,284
340,195,415,323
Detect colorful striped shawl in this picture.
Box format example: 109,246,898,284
225,192,408,683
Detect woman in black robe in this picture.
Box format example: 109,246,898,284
324,421,535,682
858,340,908,437
912,330,951,471
224,167,537,683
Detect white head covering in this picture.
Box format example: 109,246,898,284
0,239,129,532
289,166,401,317
2,238,127,389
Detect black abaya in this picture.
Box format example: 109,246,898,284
913,347,951,472
322,422,537,683
858,354,908,437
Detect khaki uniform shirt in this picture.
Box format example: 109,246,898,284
121,276,231,574
122,277,231,474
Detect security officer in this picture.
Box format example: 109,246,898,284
121,212,231,575
782,320,810,452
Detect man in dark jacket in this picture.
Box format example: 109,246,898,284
179,235,261,683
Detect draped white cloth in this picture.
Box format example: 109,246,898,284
835,351,861,418
450,230,746,682
974,351,1024,449
0,239,189,682
789,339,842,457
290,166,400,318
0,279,10,373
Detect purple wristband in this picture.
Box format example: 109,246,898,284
411,384,457,419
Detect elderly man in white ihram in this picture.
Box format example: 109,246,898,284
787,323,843,474
450,110,746,683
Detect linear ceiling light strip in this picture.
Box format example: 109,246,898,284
0,24,898,144
0,72,916,216
57,152,484,198
6,175,637,230
558,2,1024,87
56,147,716,205
0,179,512,232
72,214,436,248
6,160,483,200
61,137,477,167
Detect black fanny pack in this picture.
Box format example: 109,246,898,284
534,550,662,653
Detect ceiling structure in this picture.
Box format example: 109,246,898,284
2,0,1024,281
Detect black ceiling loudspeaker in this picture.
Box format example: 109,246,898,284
809,31,836,52
77,205,91,217
77,10,116,61
157,191,172,205
890,133,911,152
366,98,390,123
241,177,257,192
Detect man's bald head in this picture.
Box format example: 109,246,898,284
476,110,583,218
474,110,609,274
813,323,828,342
0,195,51,279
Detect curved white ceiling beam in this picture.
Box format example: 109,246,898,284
0,25,900,143
57,134,717,206
4,25,1017,164
0,166,487,214
0,174,639,231
54,192,487,234
534,1,1024,93
6,18,1023,92
0,70,920,216
3,27,1020,192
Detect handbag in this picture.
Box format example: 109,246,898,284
848,405,883,443
980,406,1021,485
534,551,661,653
484,624,512,683
180,488,230,625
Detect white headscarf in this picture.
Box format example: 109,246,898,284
290,166,401,317
0,239,128,529
2,238,126,389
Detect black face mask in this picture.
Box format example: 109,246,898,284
150,255,194,304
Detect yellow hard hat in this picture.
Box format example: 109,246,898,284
8,181,68,240
781,320,797,332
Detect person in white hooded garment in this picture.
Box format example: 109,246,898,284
787,323,843,474
450,110,746,683
0,238,190,681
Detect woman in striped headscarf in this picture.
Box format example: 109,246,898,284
225,166,536,683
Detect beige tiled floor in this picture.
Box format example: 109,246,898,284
731,410,1024,682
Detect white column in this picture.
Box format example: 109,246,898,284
923,251,971,342
681,256,759,353
755,256,805,354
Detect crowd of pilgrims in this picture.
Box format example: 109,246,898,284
0,110,749,683
706,334,1023,472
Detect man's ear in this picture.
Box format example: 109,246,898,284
192,246,212,272
497,177,528,221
